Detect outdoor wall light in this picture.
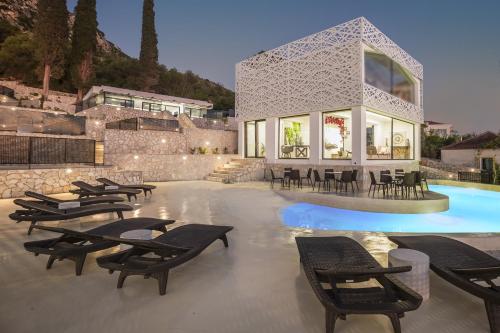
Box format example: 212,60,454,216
116,107,121,111
95,121,100,125
205,141,210,145
1,124,5,128
470,168,475,172
134,155,139,160
182,155,187,160
65,168,72,174
161,139,166,143
217,156,221,160
11,107,16,111
448,174,453,178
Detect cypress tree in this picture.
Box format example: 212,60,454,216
139,0,159,91
33,0,69,103
70,0,97,102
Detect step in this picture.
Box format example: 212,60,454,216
205,176,224,182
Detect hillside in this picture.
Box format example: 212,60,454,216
0,0,234,109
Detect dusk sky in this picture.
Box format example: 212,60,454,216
67,0,500,134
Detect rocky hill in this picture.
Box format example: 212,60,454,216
0,0,124,55
0,0,234,109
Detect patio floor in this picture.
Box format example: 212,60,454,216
0,180,498,333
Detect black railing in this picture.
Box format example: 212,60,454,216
0,135,95,165
105,117,180,132
458,170,493,184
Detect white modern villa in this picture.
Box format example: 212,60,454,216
236,17,423,176
80,85,212,118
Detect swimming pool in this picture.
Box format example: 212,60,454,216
281,185,500,233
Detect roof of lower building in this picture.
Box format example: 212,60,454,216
441,131,499,150
83,85,213,109
425,120,451,126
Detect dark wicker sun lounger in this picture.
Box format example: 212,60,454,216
70,181,141,202
96,178,156,196
296,236,422,333
24,218,174,275
96,224,233,295
389,235,500,333
25,191,124,206
10,199,133,235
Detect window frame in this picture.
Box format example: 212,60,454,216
244,119,266,159
322,109,352,160
278,114,311,160
365,110,415,161
364,50,417,105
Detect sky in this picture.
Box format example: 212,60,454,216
67,0,500,134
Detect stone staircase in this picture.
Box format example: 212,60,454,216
206,158,265,183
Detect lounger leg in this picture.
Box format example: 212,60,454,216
46,255,57,270
126,194,132,202
27,221,37,235
75,255,86,276
117,211,124,220
219,234,229,247
325,310,337,333
143,189,148,196
117,271,128,289
485,301,500,333
387,313,401,333
158,271,169,296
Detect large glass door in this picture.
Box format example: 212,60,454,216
245,120,265,158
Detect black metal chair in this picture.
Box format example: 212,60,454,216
368,171,389,197
350,169,359,191
396,173,418,199
301,168,312,186
420,171,429,190
312,170,328,192
270,169,284,188
287,169,302,189
412,171,425,197
395,168,404,174
337,171,353,193
324,169,337,190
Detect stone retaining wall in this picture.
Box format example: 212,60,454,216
107,154,239,181
0,167,142,199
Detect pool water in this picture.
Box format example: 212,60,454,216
281,185,500,233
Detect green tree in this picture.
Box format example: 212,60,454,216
0,19,19,44
70,0,97,102
139,0,159,91
0,34,38,84
33,0,69,103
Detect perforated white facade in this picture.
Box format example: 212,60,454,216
236,17,423,167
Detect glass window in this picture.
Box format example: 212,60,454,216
279,115,310,159
366,111,392,160
245,120,265,158
323,110,352,159
165,105,180,115
245,121,256,158
365,51,416,104
142,102,163,112
104,96,134,108
392,119,414,159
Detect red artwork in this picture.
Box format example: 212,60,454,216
324,116,345,128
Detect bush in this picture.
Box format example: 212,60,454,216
0,33,38,84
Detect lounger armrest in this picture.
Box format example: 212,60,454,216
14,199,62,215
103,236,191,252
451,266,500,277
315,265,412,279
32,225,103,241
25,191,61,204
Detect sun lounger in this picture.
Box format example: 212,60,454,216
96,178,156,196
25,191,124,206
96,224,233,295
389,235,500,333
296,236,422,333
70,181,141,202
10,199,133,235
24,218,174,275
